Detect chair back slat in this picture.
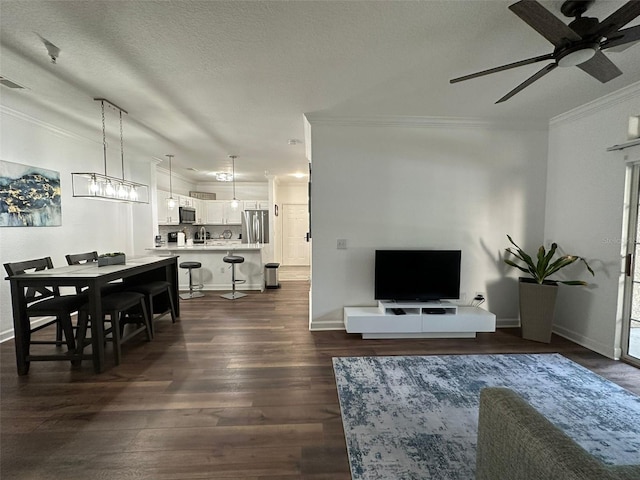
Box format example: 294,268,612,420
3,257,58,303
65,251,98,265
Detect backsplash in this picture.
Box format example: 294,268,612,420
158,224,242,242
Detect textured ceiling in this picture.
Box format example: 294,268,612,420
1,0,639,183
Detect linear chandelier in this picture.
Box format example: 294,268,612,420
71,98,149,203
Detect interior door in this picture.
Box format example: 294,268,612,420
622,163,640,366
282,204,310,266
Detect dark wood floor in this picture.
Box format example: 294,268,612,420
2,280,639,479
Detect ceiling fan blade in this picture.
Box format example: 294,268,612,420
588,1,640,39
495,62,558,103
601,25,640,51
576,50,622,83
509,0,581,47
450,53,555,83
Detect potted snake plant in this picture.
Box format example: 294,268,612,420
504,235,594,343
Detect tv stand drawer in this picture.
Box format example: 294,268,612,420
343,305,496,338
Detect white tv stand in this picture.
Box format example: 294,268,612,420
343,300,496,339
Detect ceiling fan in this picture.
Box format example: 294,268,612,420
450,0,640,103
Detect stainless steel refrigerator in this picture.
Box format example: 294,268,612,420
242,209,269,243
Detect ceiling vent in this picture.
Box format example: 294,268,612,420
0,76,26,89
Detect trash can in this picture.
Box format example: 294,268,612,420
265,263,280,289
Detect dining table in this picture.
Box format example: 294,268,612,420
5,255,179,375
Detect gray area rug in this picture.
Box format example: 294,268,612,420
333,353,640,480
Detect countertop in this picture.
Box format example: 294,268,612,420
148,243,263,252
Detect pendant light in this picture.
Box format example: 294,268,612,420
166,154,176,209
229,155,239,209
71,98,149,203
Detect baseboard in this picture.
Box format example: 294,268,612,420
497,317,520,328
309,319,346,331
0,316,56,343
179,282,263,292
553,324,619,360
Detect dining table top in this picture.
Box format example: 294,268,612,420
4,255,179,280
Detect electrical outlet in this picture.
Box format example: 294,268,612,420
220,267,225,274
337,239,347,249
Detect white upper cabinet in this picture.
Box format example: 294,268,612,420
224,201,242,224
178,196,193,207
192,198,204,224
203,201,242,224
205,201,225,224
156,189,267,225
157,190,179,225
243,200,269,210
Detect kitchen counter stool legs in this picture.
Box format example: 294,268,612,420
179,262,205,300
221,255,246,300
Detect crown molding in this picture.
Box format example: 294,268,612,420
195,181,268,187
0,104,97,144
156,166,198,184
2,104,157,165
303,113,548,130
550,81,640,126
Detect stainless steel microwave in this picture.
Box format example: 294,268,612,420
179,207,196,224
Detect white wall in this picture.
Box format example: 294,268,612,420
277,183,308,204
545,82,640,359
0,107,154,340
307,117,549,329
156,167,196,197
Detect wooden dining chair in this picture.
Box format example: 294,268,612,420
65,251,123,295
3,257,84,365
65,251,98,265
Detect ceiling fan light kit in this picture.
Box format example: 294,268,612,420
629,116,640,140
71,98,149,203
450,0,640,103
556,45,597,67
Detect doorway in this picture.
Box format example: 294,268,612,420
622,163,640,366
281,204,310,280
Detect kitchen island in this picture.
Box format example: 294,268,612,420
148,242,264,292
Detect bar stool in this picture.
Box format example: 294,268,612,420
221,255,246,300
75,291,151,367
179,261,204,300
128,281,177,336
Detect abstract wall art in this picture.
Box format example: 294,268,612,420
0,160,62,227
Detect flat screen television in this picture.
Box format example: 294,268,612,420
374,249,461,302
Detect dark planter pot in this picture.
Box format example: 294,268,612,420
97,254,126,267
518,278,558,343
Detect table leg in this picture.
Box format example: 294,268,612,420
169,262,180,317
87,284,105,373
9,281,30,375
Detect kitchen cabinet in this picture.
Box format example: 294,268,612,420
204,200,242,225
243,200,269,210
158,189,179,225
224,201,242,224
192,198,204,224
179,195,194,207
205,201,224,224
